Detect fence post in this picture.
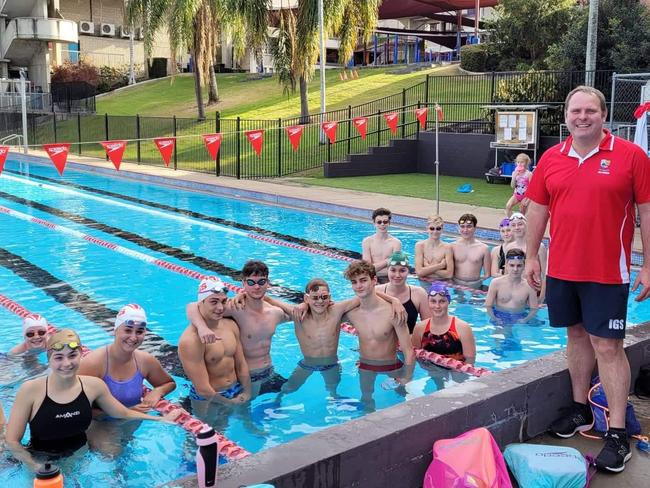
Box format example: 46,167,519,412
136,114,141,163
236,116,241,180
416,101,420,140
401,89,407,138
104,113,109,161
277,118,282,177
326,137,331,163
490,71,496,103
424,74,430,104
347,105,352,155
377,109,381,147
173,115,177,170
77,113,82,155
215,111,221,176
53,115,57,142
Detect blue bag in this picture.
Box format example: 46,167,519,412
504,444,591,488
590,382,641,435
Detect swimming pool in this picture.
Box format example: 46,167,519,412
1,158,647,487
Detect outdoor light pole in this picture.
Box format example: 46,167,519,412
585,0,599,86
318,0,327,133
435,103,440,214
19,68,28,154
128,23,136,85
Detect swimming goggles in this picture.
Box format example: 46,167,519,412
48,341,81,351
121,320,147,328
245,278,268,287
26,330,47,338
428,291,451,300
506,255,526,260
375,219,390,225
458,220,474,226
309,294,330,302
428,226,443,231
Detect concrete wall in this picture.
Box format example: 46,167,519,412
170,322,650,488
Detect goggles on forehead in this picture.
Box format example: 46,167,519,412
506,255,526,260
389,259,408,266
48,341,81,352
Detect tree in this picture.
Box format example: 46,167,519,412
485,0,575,71
546,0,650,73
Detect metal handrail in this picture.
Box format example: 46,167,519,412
0,134,23,145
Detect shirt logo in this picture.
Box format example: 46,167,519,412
608,319,625,330
55,410,80,419
598,159,611,175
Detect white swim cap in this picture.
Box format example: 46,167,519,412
115,303,147,330
197,276,229,302
22,313,48,334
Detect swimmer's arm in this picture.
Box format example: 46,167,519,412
233,329,251,402
414,287,432,320
330,297,360,318
411,322,425,349
490,248,500,277
523,287,539,322
6,383,41,471
480,246,492,281
395,316,415,384
525,202,549,291
484,282,498,321
139,353,176,409
262,296,294,323
186,302,221,344
7,343,26,355
415,242,446,277
376,291,407,324
361,237,373,264
177,335,218,400
457,320,476,365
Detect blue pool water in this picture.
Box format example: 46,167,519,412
0,158,648,486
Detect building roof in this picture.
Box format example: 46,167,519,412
379,0,499,19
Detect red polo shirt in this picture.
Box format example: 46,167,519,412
526,130,650,284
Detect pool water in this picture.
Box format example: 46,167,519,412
0,159,647,487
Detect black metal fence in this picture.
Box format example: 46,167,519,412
13,69,615,178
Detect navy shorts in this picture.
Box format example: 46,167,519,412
546,276,629,339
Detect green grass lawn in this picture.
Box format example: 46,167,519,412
96,64,462,119
292,173,513,209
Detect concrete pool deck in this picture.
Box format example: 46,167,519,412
11,151,645,254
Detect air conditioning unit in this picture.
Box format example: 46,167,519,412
119,25,132,38
79,21,94,35
100,23,115,37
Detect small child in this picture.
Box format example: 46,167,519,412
505,153,532,217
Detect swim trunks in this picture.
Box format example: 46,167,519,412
298,357,339,372
250,365,287,395
452,277,483,289
188,381,244,401
358,359,404,372
492,307,528,324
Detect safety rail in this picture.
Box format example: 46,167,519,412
0,133,22,145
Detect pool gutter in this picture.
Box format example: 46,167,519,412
164,322,650,488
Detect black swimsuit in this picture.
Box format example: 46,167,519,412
497,245,506,275
29,377,93,454
385,285,419,333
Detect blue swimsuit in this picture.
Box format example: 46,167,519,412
102,347,145,407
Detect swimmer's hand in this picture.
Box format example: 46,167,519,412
524,256,542,291
130,403,152,413
632,266,650,302
197,324,221,344
160,408,183,424
230,292,247,310
292,302,309,322
140,389,163,409
235,392,250,403
390,299,407,324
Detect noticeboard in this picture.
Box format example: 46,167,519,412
495,111,536,145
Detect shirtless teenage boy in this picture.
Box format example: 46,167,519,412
485,249,538,324
415,215,454,288
362,208,402,284
187,261,289,397
344,261,415,411
505,212,547,301
179,277,251,405
451,213,491,289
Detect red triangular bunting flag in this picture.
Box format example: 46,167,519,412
384,112,399,135
285,125,304,152
154,137,176,167
43,143,71,175
435,104,444,122
353,117,368,140
322,121,338,144
202,133,223,160
100,140,127,170
415,107,428,129
0,145,9,175
245,130,264,157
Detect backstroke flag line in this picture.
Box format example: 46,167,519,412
286,125,304,152
202,133,223,161
0,146,8,175
353,117,368,140
154,137,176,167
43,143,71,175
100,140,127,170
245,130,264,156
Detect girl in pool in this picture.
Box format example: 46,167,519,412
78,304,176,412
411,282,476,364
5,329,180,471
490,218,514,277
505,153,532,217
9,314,51,355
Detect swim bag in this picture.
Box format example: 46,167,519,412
503,444,591,488
590,380,641,435
423,427,512,488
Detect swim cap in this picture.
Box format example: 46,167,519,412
388,251,409,266
509,212,527,222
22,313,48,334
428,282,451,302
197,276,229,302
499,218,511,228
47,328,81,351
115,303,147,330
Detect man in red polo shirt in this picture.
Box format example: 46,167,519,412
525,86,650,473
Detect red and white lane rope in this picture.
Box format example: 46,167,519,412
0,204,245,293
247,233,355,262
0,291,250,460
339,322,491,378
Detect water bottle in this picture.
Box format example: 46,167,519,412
33,463,63,488
196,426,219,488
